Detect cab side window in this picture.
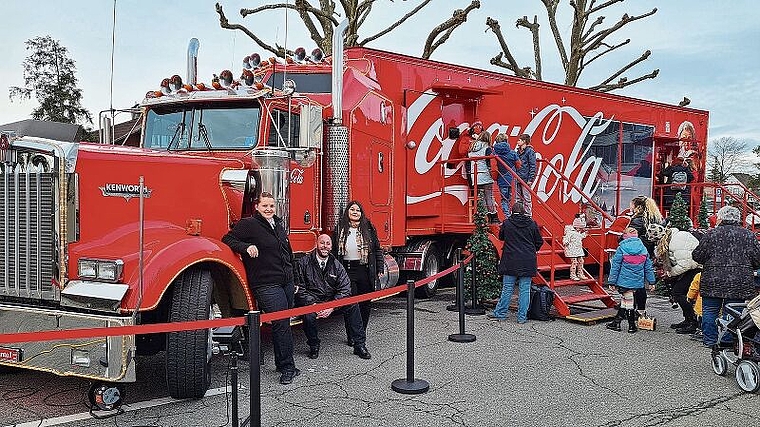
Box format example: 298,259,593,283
267,110,300,147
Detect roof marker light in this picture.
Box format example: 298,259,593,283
310,48,324,63
294,47,307,63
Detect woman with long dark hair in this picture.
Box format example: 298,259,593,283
332,201,384,342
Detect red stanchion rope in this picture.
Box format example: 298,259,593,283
0,254,473,345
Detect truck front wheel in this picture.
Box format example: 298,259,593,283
165,267,213,399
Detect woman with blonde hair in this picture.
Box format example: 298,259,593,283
627,195,665,314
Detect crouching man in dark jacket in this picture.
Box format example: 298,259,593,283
295,234,371,360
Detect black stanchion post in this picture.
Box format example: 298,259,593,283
391,280,430,394
230,352,239,427
245,311,261,427
449,250,476,343
465,252,486,315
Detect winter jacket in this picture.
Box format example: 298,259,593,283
629,215,659,257
332,221,384,286
493,142,519,187
468,140,495,186
515,145,537,184
294,250,351,306
497,213,544,277
608,236,656,290
691,221,760,300
687,273,703,316
664,228,701,277
562,225,586,258
661,163,694,195
222,212,295,288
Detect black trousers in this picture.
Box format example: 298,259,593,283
344,260,373,332
671,269,699,320
252,283,295,373
300,303,366,348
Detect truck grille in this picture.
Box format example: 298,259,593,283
0,169,57,301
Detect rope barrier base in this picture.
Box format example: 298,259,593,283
391,378,430,394
448,333,476,343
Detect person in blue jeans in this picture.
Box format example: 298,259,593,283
487,202,544,323
691,205,760,348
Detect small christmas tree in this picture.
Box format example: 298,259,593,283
668,192,691,230
464,200,501,300
697,197,709,229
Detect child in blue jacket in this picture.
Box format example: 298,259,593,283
606,227,656,333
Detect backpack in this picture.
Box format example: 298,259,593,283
671,170,688,190
528,285,555,321
645,222,666,243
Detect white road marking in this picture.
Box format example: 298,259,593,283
8,386,231,427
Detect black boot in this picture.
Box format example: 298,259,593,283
488,213,500,224
606,308,625,331
676,316,697,334
627,309,638,333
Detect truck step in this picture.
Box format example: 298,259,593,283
562,293,614,304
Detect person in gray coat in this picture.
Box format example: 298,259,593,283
691,205,760,347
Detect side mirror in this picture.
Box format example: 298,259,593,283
299,104,323,149
448,127,460,140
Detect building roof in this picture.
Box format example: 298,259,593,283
730,172,753,186
0,119,83,142
111,117,142,144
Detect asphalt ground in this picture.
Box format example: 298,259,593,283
2,289,757,427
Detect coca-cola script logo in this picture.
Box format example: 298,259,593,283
406,94,612,205
290,168,304,184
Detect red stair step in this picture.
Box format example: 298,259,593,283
561,293,613,304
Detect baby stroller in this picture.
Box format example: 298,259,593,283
710,295,760,393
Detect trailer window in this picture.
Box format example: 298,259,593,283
582,119,654,215
143,104,261,150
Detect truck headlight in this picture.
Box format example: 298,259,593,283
78,259,124,282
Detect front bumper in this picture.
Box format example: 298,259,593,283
0,303,136,382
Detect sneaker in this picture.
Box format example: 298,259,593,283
486,313,507,321
689,330,703,341
279,368,301,385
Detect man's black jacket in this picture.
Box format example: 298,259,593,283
295,250,352,306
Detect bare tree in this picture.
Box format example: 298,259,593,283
486,0,659,92
215,1,480,59
707,136,749,183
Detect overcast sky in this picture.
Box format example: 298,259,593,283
2,0,758,155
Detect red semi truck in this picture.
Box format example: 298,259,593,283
0,31,708,398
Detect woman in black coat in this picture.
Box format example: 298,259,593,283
221,192,299,384
691,205,760,347
332,200,384,336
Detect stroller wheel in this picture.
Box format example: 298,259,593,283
711,352,728,376
735,361,760,393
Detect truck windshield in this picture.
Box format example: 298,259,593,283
143,103,261,150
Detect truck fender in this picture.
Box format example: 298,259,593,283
122,234,251,313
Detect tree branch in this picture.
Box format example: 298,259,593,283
421,0,481,59
359,0,435,46
588,68,659,92
542,0,567,68
582,38,629,69
241,1,337,25
516,15,541,80
597,49,650,86
581,8,657,52
215,3,285,57
486,17,532,78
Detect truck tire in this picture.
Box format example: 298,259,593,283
166,268,213,399
415,245,440,299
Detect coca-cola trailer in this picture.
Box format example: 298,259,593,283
0,30,707,398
